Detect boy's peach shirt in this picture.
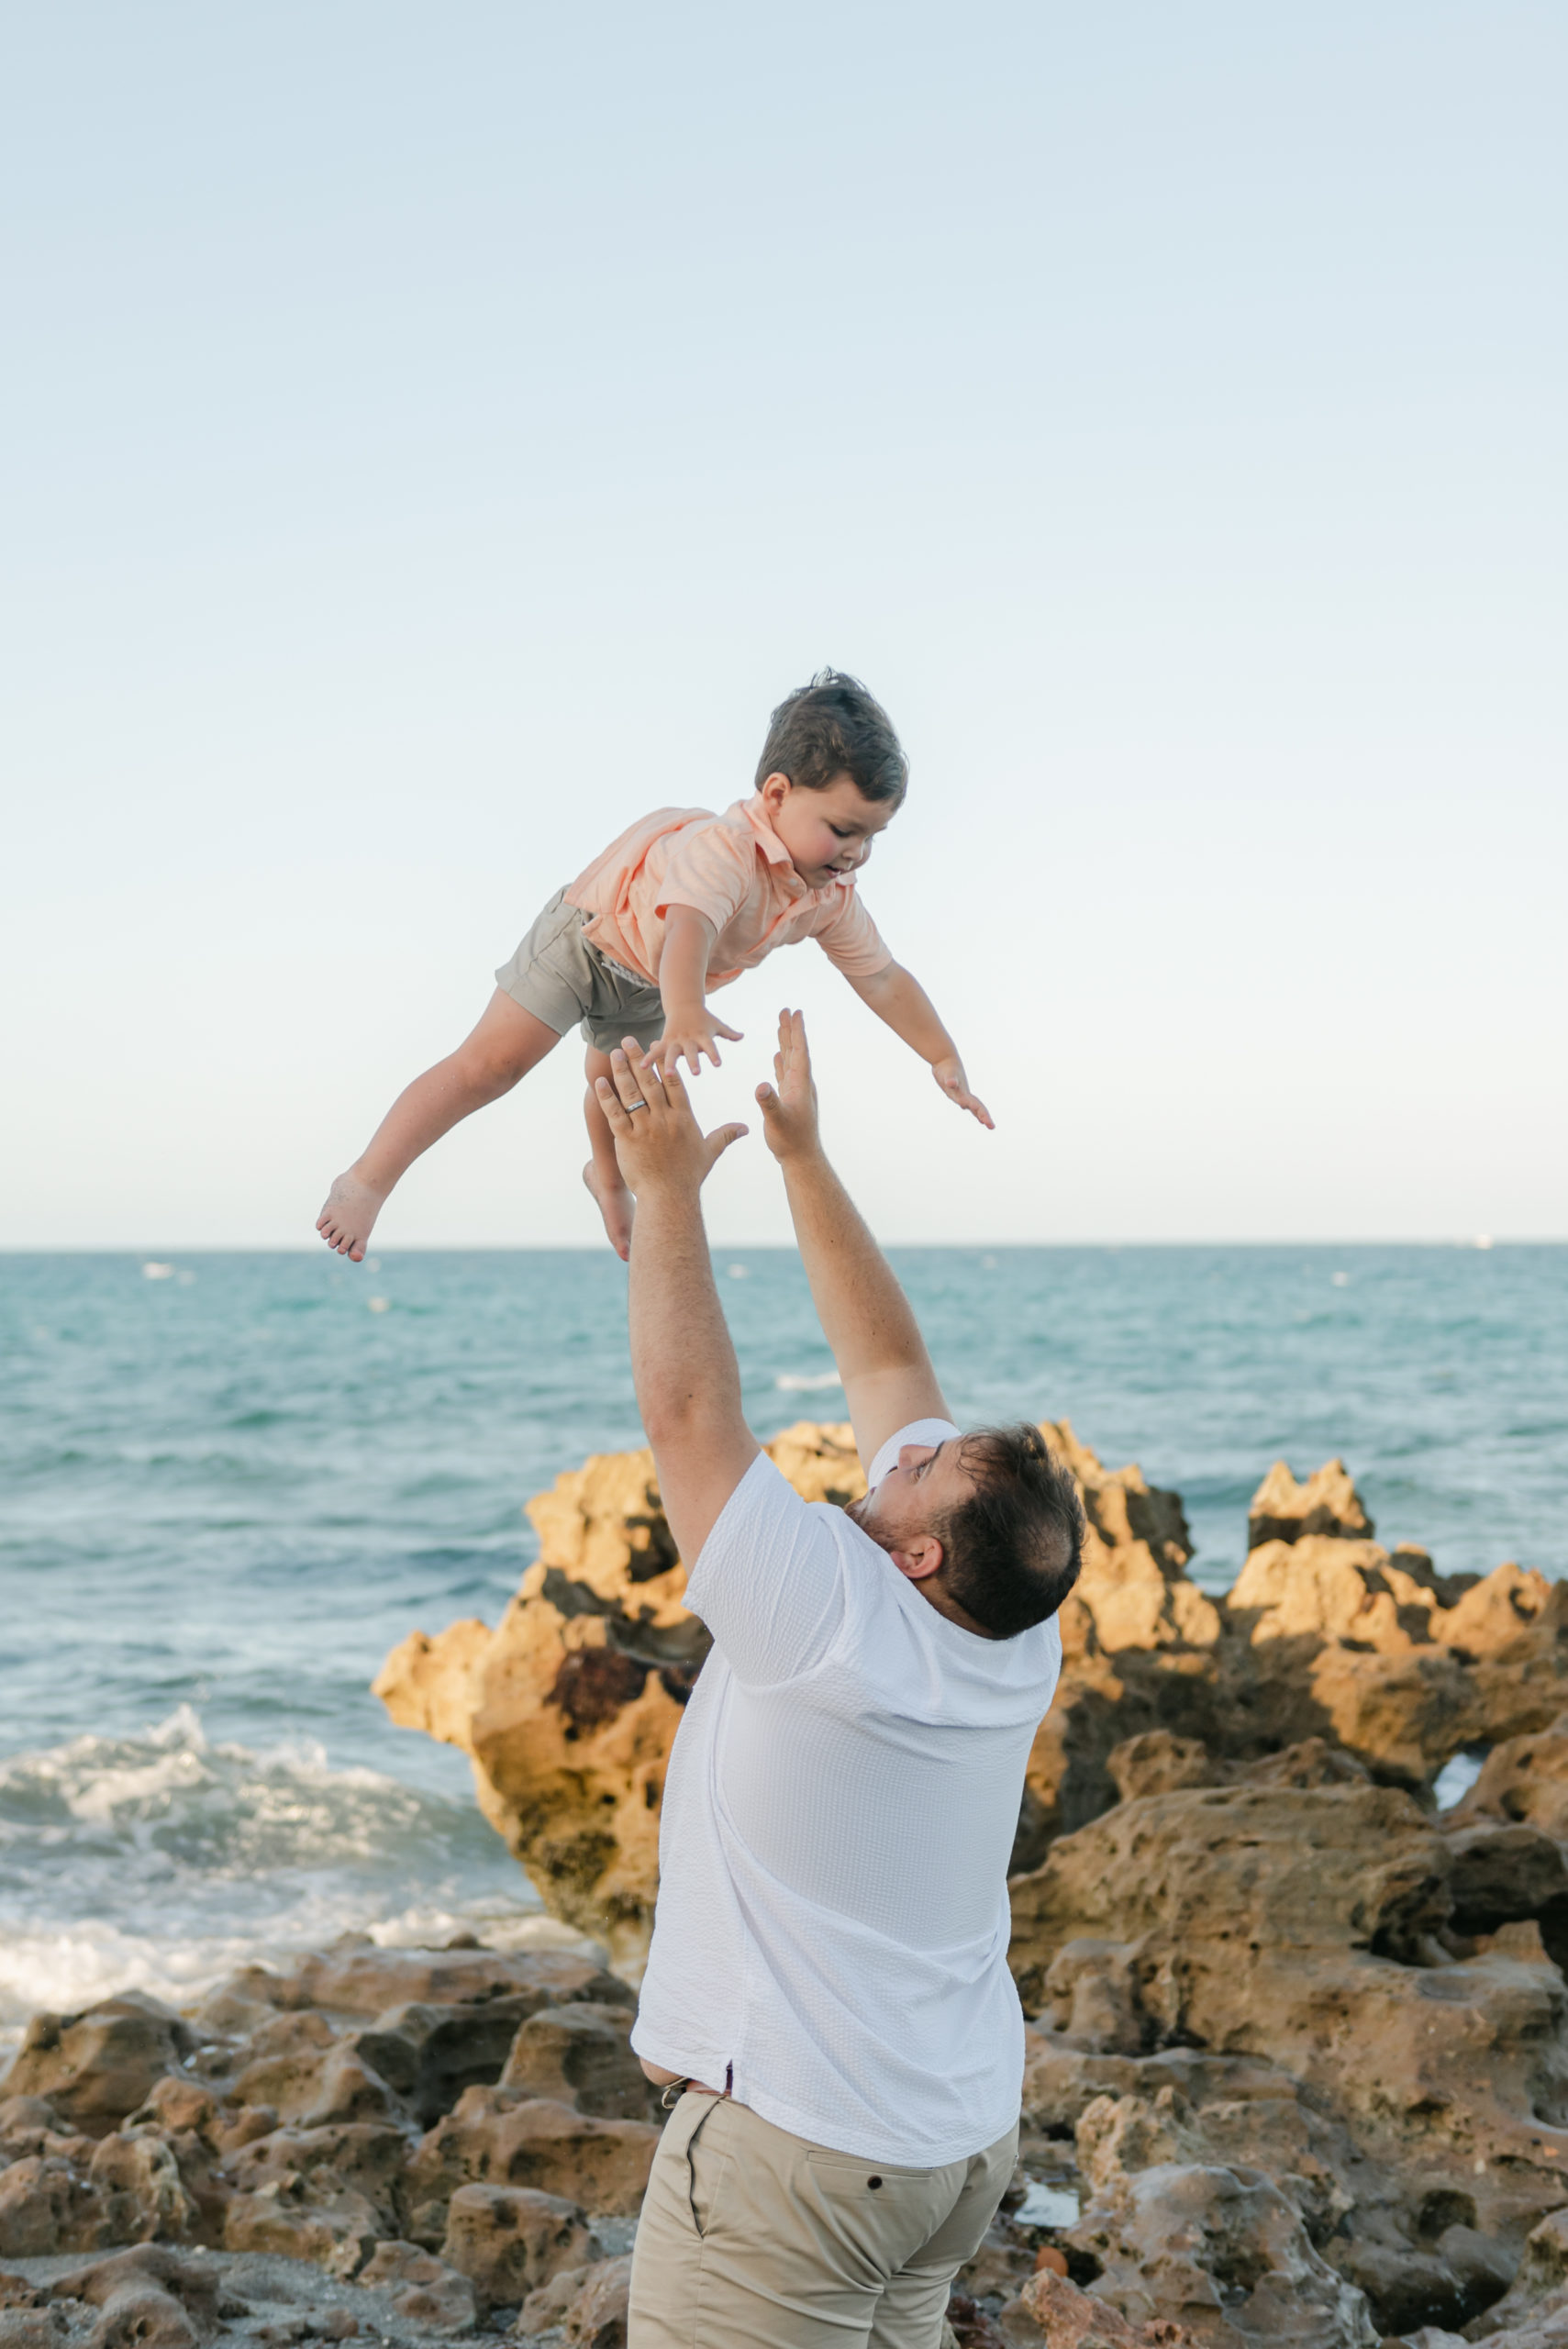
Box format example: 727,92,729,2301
564,796,893,993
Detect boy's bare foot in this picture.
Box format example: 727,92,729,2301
583,1161,636,1262
317,1171,387,1263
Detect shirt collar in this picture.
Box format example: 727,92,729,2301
738,792,853,895
739,793,797,869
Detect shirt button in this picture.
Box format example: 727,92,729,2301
867,2176,883,2189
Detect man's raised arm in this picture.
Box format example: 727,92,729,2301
756,1010,950,1471
594,1044,758,1565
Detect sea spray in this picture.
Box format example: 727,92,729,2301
0,1705,543,2050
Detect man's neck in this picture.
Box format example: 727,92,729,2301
853,1516,998,1641
914,1575,999,1641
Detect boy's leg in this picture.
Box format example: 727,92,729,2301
582,1045,637,1262
317,988,562,1260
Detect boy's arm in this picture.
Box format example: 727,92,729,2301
758,1011,950,1467
650,905,742,1075
847,961,994,1128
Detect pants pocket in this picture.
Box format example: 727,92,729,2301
801,2151,943,2285
684,2094,729,2241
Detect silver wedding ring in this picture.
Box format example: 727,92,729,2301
624,1097,648,1112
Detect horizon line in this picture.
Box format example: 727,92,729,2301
3,1236,1562,1258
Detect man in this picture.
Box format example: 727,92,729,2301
591,1011,1084,2349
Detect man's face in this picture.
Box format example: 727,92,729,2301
847,1439,977,1556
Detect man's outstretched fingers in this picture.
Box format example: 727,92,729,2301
618,1039,670,1108
608,1045,656,1115
704,1121,751,1172
595,1074,633,1135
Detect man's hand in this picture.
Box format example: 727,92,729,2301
762,1012,949,1466
595,1040,749,1196
756,1008,824,1164
931,1054,995,1129
647,1008,743,1078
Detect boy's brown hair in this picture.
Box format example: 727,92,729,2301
756,669,908,806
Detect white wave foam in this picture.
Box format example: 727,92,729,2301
1433,1751,1485,1811
0,1708,545,2052
774,1370,843,1392
0,1702,427,1865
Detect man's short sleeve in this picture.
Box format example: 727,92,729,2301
814,885,894,979
682,1453,849,1687
651,820,753,935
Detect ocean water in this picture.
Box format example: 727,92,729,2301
3,1243,1564,2046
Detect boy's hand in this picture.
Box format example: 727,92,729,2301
649,1007,743,1077
756,1009,823,1164
595,1041,749,1196
932,1055,995,1130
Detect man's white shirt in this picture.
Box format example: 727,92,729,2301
631,1419,1062,2165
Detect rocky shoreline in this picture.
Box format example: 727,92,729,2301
7,1422,1568,2347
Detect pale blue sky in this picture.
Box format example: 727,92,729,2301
4,2,1563,1244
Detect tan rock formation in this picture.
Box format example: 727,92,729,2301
0,1937,662,2317
1229,1535,1451,1651
438,2181,592,2316
1003,2265,1199,2345
1452,1720,1568,1842
4,2001,195,2137
403,2087,657,2237
1224,1524,1562,1787
1008,1776,1568,2333
0,2156,101,2260
219,2122,407,2239
220,2176,384,2274
498,2003,658,2121
374,1439,716,1975
1065,2156,1375,2348
1471,2204,1568,2341
355,2241,476,2334
373,1425,1568,1976
49,2247,222,2348
1247,1458,1373,1550
519,2250,632,2343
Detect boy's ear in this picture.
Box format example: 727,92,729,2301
758,771,793,809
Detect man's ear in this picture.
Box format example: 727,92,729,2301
890,1536,944,1585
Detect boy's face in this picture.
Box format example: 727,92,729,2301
758,771,897,888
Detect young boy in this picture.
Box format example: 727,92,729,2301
317,670,992,1264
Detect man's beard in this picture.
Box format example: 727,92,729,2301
845,1492,893,1552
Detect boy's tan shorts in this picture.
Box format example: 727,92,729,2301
495,888,666,1055
627,2088,1018,2348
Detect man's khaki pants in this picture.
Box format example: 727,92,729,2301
628,2089,1018,2348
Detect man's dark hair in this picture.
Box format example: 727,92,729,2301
937,1425,1085,1640
755,669,908,806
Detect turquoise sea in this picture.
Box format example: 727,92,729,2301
2,1243,1564,2044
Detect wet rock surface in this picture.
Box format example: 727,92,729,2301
0,1942,650,2345
8,1427,1568,2343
